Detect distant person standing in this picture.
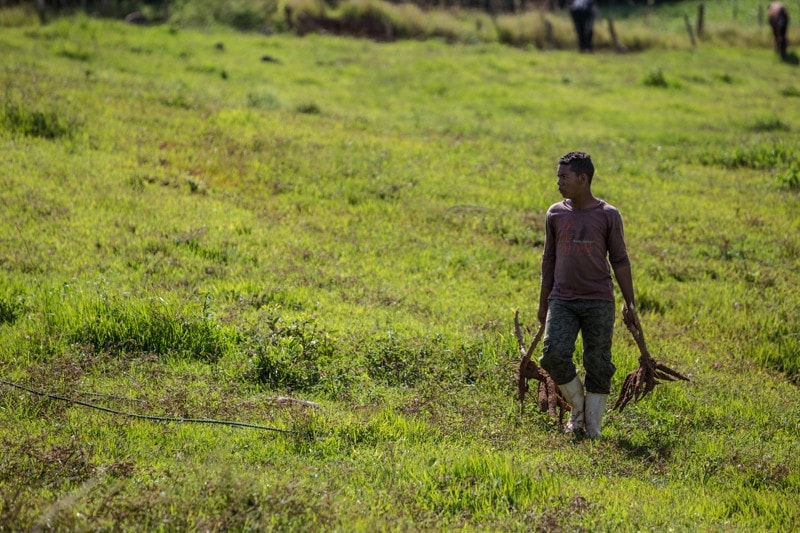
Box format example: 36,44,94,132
568,0,596,52
537,151,640,438
767,2,790,60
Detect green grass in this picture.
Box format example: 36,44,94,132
1,6,799,531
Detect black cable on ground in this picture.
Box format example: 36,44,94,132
0,377,296,434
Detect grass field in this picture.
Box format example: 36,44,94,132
1,3,800,530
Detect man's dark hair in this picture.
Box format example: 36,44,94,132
559,151,595,183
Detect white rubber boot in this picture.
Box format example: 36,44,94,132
585,392,608,439
558,376,585,434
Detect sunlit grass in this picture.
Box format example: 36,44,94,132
0,8,799,530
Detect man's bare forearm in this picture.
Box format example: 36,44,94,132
613,264,636,308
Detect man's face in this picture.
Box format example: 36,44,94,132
557,164,583,199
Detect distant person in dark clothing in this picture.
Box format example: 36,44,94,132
569,0,596,52
768,2,790,60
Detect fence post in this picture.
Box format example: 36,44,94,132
607,18,627,53
544,17,554,49
684,14,696,47
696,3,705,39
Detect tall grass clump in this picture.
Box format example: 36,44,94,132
0,5,37,27
362,330,490,388
277,0,325,27
642,67,671,88
68,295,232,362
0,100,79,140
697,141,797,170
778,165,800,190
244,309,337,392
336,0,393,25
0,287,24,326
492,11,549,48
363,330,441,387
333,0,454,41
170,0,279,29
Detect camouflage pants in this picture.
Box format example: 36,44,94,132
539,298,616,394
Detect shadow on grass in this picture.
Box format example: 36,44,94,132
614,437,675,466
782,51,799,65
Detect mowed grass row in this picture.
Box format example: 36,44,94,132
1,11,799,531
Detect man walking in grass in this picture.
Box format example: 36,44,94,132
537,151,640,438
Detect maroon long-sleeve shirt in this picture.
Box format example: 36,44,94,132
541,199,630,302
